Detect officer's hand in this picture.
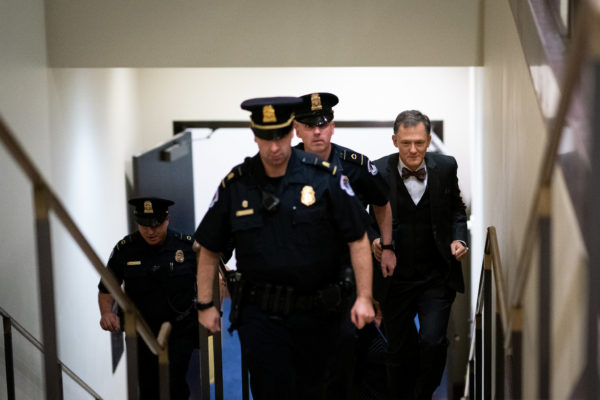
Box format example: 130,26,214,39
99,313,120,332
350,296,375,330
198,307,221,334
451,240,468,261
371,238,383,262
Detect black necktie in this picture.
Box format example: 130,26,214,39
401,167,426,181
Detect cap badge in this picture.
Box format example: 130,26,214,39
300,185,316,206
262,105,277,123
310,93,322,111
144,201,153,214
175,250,184,263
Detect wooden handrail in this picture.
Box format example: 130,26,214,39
486,227,509,336
0,115,166,355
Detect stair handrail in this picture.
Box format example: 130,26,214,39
0,115,172,398
463,226,509,399
510,0,596,315
1,305,102,399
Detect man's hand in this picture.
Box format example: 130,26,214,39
451,240,468,261
198,307,221,334
350,295,375,330
372,238,396,277
99,312,120,332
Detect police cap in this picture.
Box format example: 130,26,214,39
241,96,302,140
295,92,339,126
128,197,174,227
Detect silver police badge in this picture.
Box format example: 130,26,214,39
300,185,316,206
340,175,355,196
175,250,184,263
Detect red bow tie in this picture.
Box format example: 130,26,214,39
401,167,426,181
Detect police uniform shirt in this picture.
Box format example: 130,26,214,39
98,229,196,330
295,142,389,207
194,148,368,293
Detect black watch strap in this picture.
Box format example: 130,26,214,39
195,300,214,311
381,243,395,251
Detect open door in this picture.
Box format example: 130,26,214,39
132,131,195,235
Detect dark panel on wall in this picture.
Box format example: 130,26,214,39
132,131,195,235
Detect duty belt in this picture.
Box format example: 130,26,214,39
243,282,343,316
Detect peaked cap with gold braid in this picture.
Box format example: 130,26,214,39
241,96,302,140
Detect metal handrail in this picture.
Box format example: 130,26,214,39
0,115,172,398
1,306,102,399
464,226,510,399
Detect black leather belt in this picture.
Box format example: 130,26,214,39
243,283,342,315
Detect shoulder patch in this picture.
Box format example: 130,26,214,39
300,155,338,175
341,149,365,166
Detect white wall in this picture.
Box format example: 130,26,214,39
479,0,588,397
138,67,474,215
0,0,51,397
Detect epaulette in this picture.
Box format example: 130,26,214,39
340,148,366,166
220,162,246,188
300,154,338,176
115,233,135,251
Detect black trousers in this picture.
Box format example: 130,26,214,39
237,304,342,400
137,317,198,400
382,278,456,400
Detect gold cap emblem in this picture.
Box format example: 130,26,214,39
175,250,184,263
262,105,277,123
310,93,322,111
144,201,153,214
300,185,316,206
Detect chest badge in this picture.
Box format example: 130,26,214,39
175,250,185,263
300,185,316,206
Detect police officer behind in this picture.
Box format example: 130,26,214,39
194,97,375,399
294,92,396,398
98,197,198,400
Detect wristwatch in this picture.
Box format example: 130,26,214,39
381,242,395,251
195,300,214,311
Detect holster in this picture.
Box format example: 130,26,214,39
226,270,244,333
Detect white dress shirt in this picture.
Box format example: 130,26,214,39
397,160,427,205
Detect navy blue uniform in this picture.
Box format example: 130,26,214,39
98,229,198,400
194,148,368,399
297,142,390,399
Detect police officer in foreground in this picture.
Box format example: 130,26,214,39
98,197,198,399
294,92,396,399
193,96,375,399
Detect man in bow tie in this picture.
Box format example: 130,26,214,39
370,110,468,399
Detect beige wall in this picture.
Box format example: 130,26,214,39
45,0,482,67
479,0,588,398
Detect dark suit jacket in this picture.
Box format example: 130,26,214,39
371,152,467,300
